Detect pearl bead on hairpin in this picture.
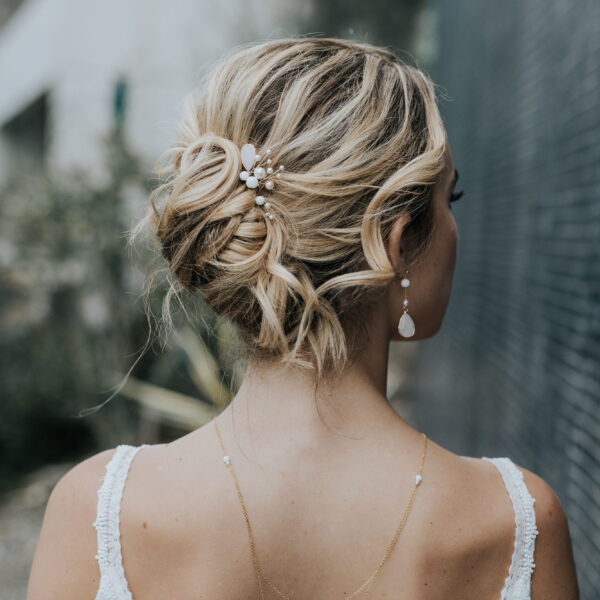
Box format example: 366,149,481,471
239,143,285,221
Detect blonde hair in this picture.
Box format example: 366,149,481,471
144,37,447,385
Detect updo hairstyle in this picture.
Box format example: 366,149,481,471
145,37,447,383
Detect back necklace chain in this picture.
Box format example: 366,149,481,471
213,419,428,600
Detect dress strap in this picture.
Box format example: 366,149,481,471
93,444,149,600
482,457,539,600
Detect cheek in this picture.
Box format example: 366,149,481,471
421,203,458,284
432,212,458,284
449,219,458,267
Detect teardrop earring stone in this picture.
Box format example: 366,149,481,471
398,312,415,338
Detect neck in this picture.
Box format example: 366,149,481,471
223,313,407,451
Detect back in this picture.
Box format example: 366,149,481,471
92,427,552,600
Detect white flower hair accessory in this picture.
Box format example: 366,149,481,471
239,143,285,221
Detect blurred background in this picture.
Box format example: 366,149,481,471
0,0,598,598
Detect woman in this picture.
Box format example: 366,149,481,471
27,37,579,599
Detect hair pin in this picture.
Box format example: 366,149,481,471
239,143,285,220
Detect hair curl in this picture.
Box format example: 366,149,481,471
141,36,447,385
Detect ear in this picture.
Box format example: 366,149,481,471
386,212,411,275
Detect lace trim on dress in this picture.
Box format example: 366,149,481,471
93,444,149,600
482,457,540,600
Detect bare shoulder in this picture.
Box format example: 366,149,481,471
26,447,118,600
456,455,579,600
405,446,520,598
105,431,221,593
514,463,580,600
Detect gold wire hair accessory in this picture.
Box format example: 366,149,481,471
239,143,285,221
214,418,428,599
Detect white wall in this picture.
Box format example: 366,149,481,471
0,0,312,184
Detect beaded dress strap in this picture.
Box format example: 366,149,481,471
482,457,539,600
93,444,149,600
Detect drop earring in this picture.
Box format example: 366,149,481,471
398,270,415,338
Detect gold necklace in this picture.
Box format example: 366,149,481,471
214,419,427,600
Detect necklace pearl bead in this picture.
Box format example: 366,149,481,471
224,455,231,465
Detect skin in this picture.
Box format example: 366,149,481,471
27,131,579,599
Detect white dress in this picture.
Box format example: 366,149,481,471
93,445,539,600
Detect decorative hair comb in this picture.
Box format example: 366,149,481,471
239,143,285,220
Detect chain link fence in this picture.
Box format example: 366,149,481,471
412,1,600,597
